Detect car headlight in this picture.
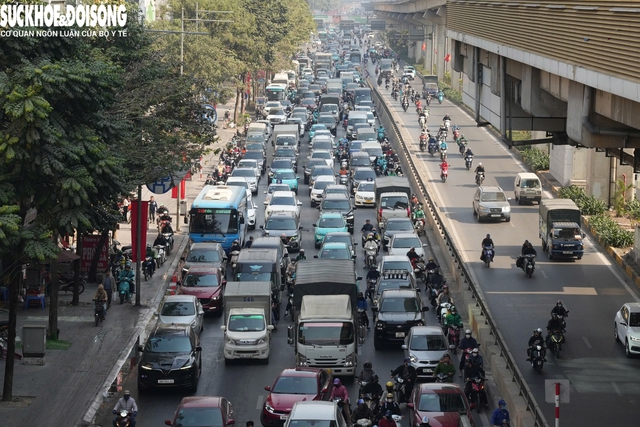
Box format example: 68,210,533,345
345,353,356,366
265,403,276,413
630,336,640,342
298,353,308,366
376,321,384,330
355,195,364,200
257,337,267,344
140,364,153,370
180,364,194,370
409,353,418,363
226,338,236,345
503,205,511,213
212,296,220,300
578,245,584,250
479,205,490,212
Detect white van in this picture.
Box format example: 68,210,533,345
247,122,269,141
514,172,542,204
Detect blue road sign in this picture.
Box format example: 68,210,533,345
146,176,174,194
203,104,218,125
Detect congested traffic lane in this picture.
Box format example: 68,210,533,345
135,93,453,426
366,58,640,426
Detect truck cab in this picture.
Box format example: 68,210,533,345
539,199,585,260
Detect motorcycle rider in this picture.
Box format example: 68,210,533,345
464,147,474,158
436,285,453,322
357,293,371,330
410,194,420,208
153,233,168,250
470,348,484,369
546,313,565,345
230,239,242,254
551,300,569,319
438,139,448,153
351,399,374,424
94,284,108,320
412,203,426,223
144,244,157,273
118,262,135,297
481,233,495,262
425,257,439,274
330,378,351,422
444,305,463,329
295,249,307,262
366,266,381,299
361,219,374,234
390,357,417,403
361,373,383,398
474,162,485,182
406,247,421,269
526,328,546,361
112,390,138,427
440,159,449,177
156,204,169,217
364,235,379,261
378,394,401,424
458,330,479,372
443,114,451,123
433,353,455,382
463,358,487,407
490,400,510,427
518,242,537,269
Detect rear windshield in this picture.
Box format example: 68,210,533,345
382,196,409,209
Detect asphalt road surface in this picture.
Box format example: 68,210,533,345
366,56,640,426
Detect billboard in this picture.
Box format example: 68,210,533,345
81,235,109,273
371,19,386,31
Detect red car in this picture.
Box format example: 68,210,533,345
165,396,235,427
407,383,475,427
260,368,334,427
178,266,225,314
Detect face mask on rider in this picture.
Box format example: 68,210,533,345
387,398,393,403
124,395,130,401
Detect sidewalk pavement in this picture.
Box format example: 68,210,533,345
0,114,237,427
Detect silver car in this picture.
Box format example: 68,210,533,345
402,326,449,381
231,168,259,194
388,233,427,257
158,295,204,335
472,185,512,222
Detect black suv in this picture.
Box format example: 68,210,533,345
137,324,202,392
373,289,428,349
318,193,355,233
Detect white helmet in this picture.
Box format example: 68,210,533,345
478,162,482,166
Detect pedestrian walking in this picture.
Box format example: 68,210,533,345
103,270,114,310
490,399,510,426
148,196,158,223
122,196,130,223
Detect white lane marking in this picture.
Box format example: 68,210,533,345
256,395,264,410
582,337,593,349
510,221,515,228
540,269,548,279
594,249,640,304
611,382,623,396
485,287,597,295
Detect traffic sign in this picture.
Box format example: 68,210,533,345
203,104,218,125
146,176,174,194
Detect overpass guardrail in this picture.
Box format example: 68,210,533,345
367,78,549,427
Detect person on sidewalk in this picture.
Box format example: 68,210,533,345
102,270,114,310
113,390,138,427
148,196,158,223
122,197,130,223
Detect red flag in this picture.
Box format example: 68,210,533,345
171,179,186,199
444,54,451,63
130,201,149,263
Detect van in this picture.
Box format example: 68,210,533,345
350,152,372,172
361,142,383,162
514,172,542,204
248,123,268,141
346,112,369,139
234,248,283,302
284,401,347,427
356,127,377,142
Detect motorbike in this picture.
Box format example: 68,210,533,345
366,278,377,302
418,116,427,129
392,375,407,403
365,247,378,269
444,120,451,131
439,147,447,161
548,329,564,358
402,102,409,112
341,159,349,169
118,279,132,304
475,171,485,186
453,129,460,140
426,268,439,285
458,141,467,155
530,345,545,374
440,167,448,183
357,309,368,342
143,257,155,281
412,258,427,283
465,155,474,170
229,250,241,272
46,274,87,295
482,246,493,268
93,299,105,326
435,372,453,383
162,233,175,254
428,142,437,156
467,377,488,412
333,398,351,425
115,409,132,427
154,245,166,266
339,174,349,186
522,254,535,278
438,302,452,326
437,93,444,104
419,139,426,152
414,218,425,236
447,324,461,353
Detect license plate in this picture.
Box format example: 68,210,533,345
395,332,405,338
491,214,501,217
239,353,252,358
280,415,288,420
365,198,372,201
158,379,174,384
563,251,572,254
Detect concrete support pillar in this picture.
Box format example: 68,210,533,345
587,151,611,201
436,22,446,81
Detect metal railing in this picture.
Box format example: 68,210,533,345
368,80,549,427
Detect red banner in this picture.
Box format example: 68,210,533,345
171,179,186,199
130,201,149,262
81,235,109,273
444,53,451,63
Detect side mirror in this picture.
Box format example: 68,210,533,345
297,201,302,206
259,225,264,229
263,191,267,194
239,216,245,224
265,385,272,391
312,224,317,227
352,255,357,260
199,310,205,315
582,233,586,238
264,200,269,205
422,243,428,247
195,346,202,352
321,386,329,393
267,325,275,331
183,216,188,224
220,325,226,331
317,205,321,209
401,344,408,350
283,253,289,257
299,226,304,230
227,419,235,426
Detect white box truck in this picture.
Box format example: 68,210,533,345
220,281,274,363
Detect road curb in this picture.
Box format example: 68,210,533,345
80,234,191,426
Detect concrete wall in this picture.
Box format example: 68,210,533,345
462,64,502,130
549,144,587,187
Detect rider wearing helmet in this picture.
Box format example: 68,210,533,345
545,313,564,345
551,300,569,318
458,330,479,371
295,249,307,262
378,394,401,423
412,203,426,222
361,374,383,401
357,292,370,330
481,233,495,261
358,361,376,383
364,234,379,256
444,305,463,328
425,257,438,271
474,162,485,174
527,328,546,360
390,357,417,403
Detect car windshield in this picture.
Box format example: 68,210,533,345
298,322,354,345
272,376,318,395
393,237,422,248
274,170,296,180
265,218,297,230
228,314,265,332
522,179,540,188
268,185,289,193
325,235,350,246
246,143,264,151
288,422,334,427
319,217,345,228
183,273,219,287
382,261,412,271
312,168,333,177
313,142,332,151
319,248,351,259
322,200,350,210
272,160,292,169
188,249,221,263
145,335,192,353
629,312,640,327
358,183,374,192
410,334,448,351
553,228,582,240
312,125,327,132
269,108,284,115
243,152,263,161
160,301,196,316
270,197,296,206
386,220,413,231
175,407,223,427
418,393,467,412
312,152,332,159
246,135,264,142
377,281,412,295
354,170,376,180
318,117,334,125
276,149,296,157
380,297,420,312
313,181,332,190
232,169,255,178
480,192,507,202
382,196,409,208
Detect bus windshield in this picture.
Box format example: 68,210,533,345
189,209,239,234
266,88,285,101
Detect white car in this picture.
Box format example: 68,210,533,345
247,200,257,230
263,183,290,205
264,191,302,218
224,177,252,202
158,295,204,334
614,302,640,357
308,149,335,168
403,66,416,80
313,130,335,145
237,159,260,182
266,107,287,125
354,181,376,207
310,176,337,207
388,233,428,257
264,101,282,110
230,168,258,194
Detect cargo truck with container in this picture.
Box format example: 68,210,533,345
273,124,300,150
539,199,585,260
287,260,360,377
374,176,412,229
220,281,274,363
